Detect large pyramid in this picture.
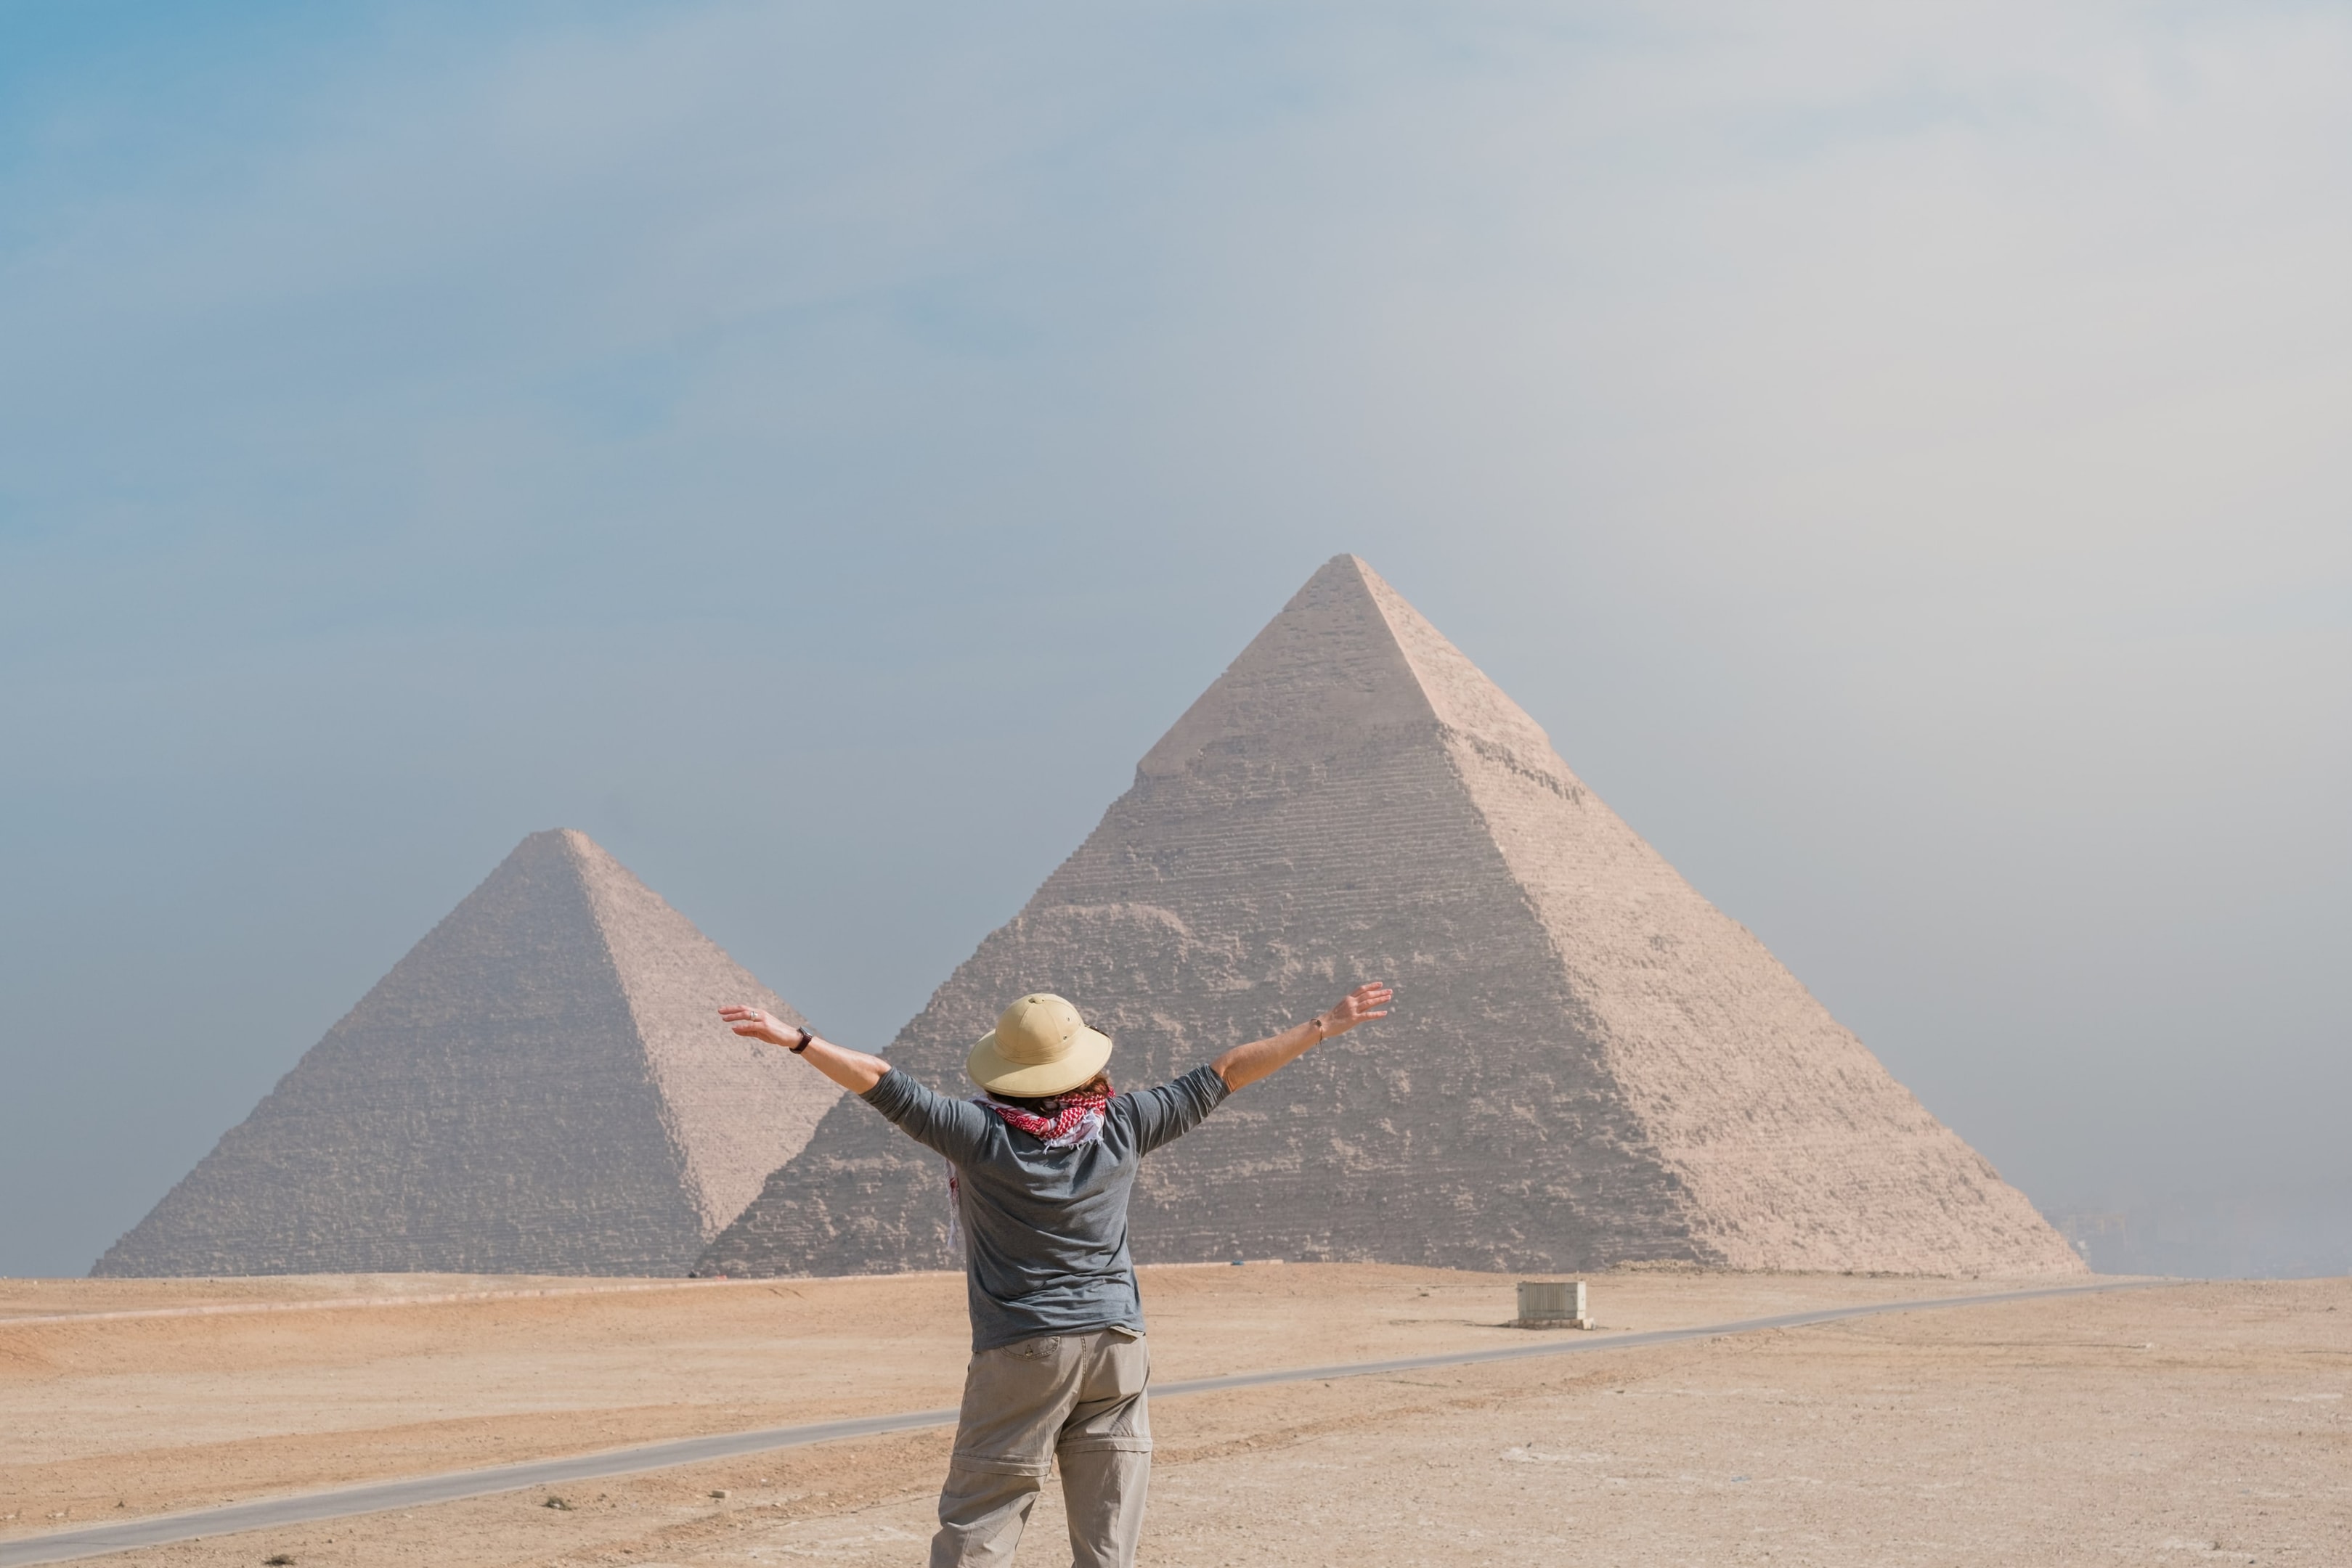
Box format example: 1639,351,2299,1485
97,830,839,1277
701,556,2080,1279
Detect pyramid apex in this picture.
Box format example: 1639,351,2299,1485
510,827,617,873
1136,554,1435,778
1136,553,1568,786
504,825,588,857
1310,552,1380,591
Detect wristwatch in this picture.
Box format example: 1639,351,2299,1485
789,1027,815,1054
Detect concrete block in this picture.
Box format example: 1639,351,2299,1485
1515,1279,1590,1328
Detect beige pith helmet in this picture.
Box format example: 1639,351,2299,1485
967,993,1114,1098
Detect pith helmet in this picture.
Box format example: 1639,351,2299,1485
967,993,1114,1097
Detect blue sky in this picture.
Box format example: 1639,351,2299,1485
3,0,2347,1275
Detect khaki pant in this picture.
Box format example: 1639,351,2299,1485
929,1327,1152,1568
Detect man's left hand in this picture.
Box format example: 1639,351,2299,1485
1319,981,1393,1040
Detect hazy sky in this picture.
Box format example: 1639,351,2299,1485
3,1,2345,1277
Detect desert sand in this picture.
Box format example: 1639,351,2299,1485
5,1265,2346,1565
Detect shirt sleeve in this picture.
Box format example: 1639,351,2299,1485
1120,1064,1232,1157
860,1069,996,1165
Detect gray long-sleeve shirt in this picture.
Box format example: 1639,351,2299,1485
859,1065,1231,1351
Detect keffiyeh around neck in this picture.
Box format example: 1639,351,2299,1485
972,1083,1114,1149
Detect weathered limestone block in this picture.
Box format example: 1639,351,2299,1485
94,830,839,1277
701,555,2080,1280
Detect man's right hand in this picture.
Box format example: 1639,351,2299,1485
720,1006,892,1093
720,1005,803,1049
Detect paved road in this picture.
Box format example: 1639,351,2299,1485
1,1278,2165,1567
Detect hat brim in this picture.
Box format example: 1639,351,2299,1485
966,1024,1115,1098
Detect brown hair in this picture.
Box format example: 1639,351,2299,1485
989,1071,1113,1114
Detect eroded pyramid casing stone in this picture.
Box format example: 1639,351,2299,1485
700,555,2080,1279
94,830,839,1277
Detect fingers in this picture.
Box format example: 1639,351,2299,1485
1338,982,1393,1029
720,1005,778,1044
1313,982,1393,1038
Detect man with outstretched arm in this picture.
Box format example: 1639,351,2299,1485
718,981,1393,1568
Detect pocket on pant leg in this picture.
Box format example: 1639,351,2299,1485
949,1342,1079,1475
1063,1342,1150,1450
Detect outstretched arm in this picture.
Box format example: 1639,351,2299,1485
1211,982,1391,1092
720,1006,890,1094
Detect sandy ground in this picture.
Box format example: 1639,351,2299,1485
4,1266,2345,1565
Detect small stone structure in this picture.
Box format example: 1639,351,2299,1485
699,555,2082,1280
1515,1280,1593,1329
95,830,839,1277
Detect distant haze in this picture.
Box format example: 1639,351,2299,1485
2,1,2345,1277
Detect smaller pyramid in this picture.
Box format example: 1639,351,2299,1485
95,830,838,1277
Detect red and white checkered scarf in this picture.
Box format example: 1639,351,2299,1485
972,1083,1115,1148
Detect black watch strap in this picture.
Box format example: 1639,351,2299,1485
789,1028,814,1054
